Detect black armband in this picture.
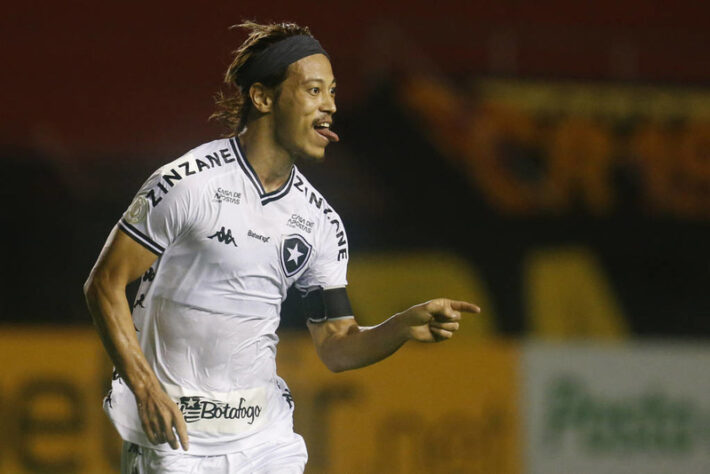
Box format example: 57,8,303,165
300,287,353,323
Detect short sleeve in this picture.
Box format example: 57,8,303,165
295,214,349,291
117,169,196,256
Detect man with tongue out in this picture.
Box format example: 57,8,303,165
84,20,480,474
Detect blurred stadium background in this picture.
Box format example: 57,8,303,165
1,1,709,472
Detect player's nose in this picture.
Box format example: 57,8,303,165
321,93,336,114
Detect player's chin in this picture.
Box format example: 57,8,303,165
299,143,328,162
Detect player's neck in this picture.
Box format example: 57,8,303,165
238,124,294,193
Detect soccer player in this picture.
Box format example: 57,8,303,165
84,21,480,473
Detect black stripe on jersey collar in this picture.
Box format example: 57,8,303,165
230,137,295,205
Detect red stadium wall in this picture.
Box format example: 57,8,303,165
2,0,708,155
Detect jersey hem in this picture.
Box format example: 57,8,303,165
113,419,295,456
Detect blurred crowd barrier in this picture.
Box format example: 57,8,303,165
2,327,709,473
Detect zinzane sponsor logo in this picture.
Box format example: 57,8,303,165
147,148,236,207
292,175,348,260
179,396,263,425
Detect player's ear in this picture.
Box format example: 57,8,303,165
249,83,274,113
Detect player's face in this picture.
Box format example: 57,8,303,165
272,54,337,161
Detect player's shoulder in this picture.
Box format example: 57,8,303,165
157,137,239,182
290,167,346,231
139,138,241,198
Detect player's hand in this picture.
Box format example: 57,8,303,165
134,384,189,451
399,298,480,343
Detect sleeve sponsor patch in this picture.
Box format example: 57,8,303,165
124,195,149,224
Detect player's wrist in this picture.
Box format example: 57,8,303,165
389,310,416,343
125,367,162,399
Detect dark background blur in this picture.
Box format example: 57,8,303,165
2,0,709,337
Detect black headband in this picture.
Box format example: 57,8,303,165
237,35,329,89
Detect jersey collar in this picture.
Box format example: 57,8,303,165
229,137,295,205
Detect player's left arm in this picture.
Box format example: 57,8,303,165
307,297,480,373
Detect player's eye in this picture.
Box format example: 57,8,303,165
330,87,336,96
309,87,320,95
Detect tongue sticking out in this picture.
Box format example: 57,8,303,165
316,127,340,143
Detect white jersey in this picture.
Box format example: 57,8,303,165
105,137,350,455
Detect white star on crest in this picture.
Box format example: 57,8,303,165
286,244,304,264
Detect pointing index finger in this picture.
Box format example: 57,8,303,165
450,300,481,314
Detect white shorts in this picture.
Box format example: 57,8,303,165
120,434,307,474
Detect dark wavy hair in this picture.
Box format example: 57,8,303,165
211,21,314,136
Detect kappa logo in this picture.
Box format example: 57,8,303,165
104,369,123,409
282,387,294,409
133,293,146,309
178,396,262,425
142,267,156,282
208,226,238,247
104,389,114,409
280,234,312,277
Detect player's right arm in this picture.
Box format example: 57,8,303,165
83,226,189,451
